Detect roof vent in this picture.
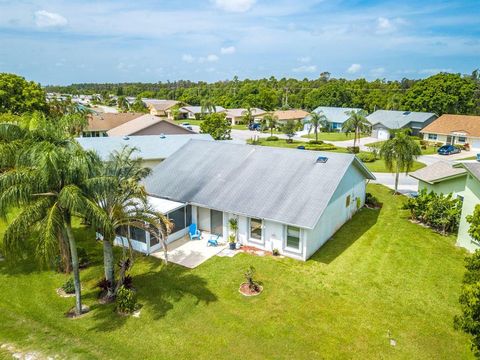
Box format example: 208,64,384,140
316,156,328,163
403,111,411,116
122,136,129,140
160,133,166,139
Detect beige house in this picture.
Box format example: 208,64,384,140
82,112,144,137
225,108,266,125
143,99,183,119
107,114,196,137
178,106,226,120
269,109,310,125
420,114,480,150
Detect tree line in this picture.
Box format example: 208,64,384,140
45,70,480,116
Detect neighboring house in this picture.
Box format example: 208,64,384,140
307,106,364,132
270,109,310,125
409,161,467,199
225,108,266,125
143,99,182,119
367,110,437,140
455,163,480,252
107,114,196,137
420,114,480,150
122,140,375,259
76,134,213,169
178,106,226,120
82,112,144,137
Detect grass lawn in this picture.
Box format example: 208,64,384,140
301,132,369,141
0,185,473,359
249,138,426,173
174,119,203,127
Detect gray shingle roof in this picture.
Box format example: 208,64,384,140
367,110,436,129
410,161,466,184
76,134,213,161
312,106,363,124
461,163,480,182
143,141,375,229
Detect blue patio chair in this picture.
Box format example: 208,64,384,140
207,234,220,247
476,153,480,162
189,223,201,240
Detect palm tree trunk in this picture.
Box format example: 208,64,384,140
103,237,115,298
315,128,318,142
353,127,358,148
64,215,82,315
394,163,400,194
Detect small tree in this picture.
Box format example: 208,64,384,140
131,96,147,113
244,266,260,292
380,129,421,194
307,111,328,142
467,205,480,242
262,113,278,137
281,122,297,143
455,250,480,356
200,112,231,140
342,110,370,148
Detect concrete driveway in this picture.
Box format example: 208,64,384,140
371,172,418,195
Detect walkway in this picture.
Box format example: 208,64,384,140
151,235,226,268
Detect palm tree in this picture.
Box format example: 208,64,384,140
262,113,278,137
380,129,422,194
307,111,328,142
117,96,129,112
87,146,172,298
342,110,370,150
200,99,216,115
0,123,108,316
241,107,254,126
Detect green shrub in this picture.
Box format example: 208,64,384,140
308,140,324,145
116,285,138,314
62,278,75,294
421,145,427,150
266,136,279,141
347,146,360,154
272,248,280,256
305,144,336,151
403,189,462,234
77,247,89,268
419,140,428,146
365,193,379,207
357,152,376,163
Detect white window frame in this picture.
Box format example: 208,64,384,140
428,133,437,141
284,225,302,254
248,217,264,245
458,136,467,143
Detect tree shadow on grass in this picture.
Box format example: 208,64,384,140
88,262,217,332
310,207,380,264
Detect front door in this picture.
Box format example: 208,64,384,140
210,210,223,236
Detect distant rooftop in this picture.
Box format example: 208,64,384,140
367,110,437,129
311,106,364,124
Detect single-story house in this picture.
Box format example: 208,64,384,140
270,109,310,125
107,114,196,137
367,110,437,140
178,106,226,120
306,106,364,132
420,114,480,150
455,163,480,251
225,108,266,125
121,140,375,259
409,161,467,199
143,99,183,119
76,134,213,168
82,112,145,137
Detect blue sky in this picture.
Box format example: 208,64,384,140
0,0,478,85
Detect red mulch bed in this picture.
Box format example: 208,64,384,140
239,283,263,296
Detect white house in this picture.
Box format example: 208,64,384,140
119,141,375,260
367,110,437,140
225,108,266,125
306,106,364,132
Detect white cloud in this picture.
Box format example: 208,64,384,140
370,67,385,77
34,10,68,28
377,17,393,32
212,0,256,13
347,63,362,74
419,68,453,75
199,54,219,63
298,56,311,63
220,46,236,54
182,54,195,63
293,65,317,73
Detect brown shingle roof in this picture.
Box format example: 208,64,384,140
273,109,309,121
421,114,480,137
106,114,193,136
145,100,180,111
86,112,144,132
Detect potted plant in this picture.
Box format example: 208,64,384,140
228,217,238,250
228,234,236,250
